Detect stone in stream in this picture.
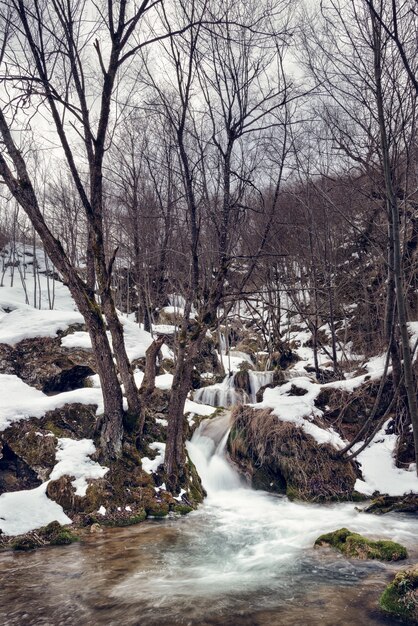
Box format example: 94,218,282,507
314,527,408,561
379,565,418,623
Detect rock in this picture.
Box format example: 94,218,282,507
38,521,78,545
40,404,97,439
46,475,77,511
228,405,356,502
0,440,42,494
90,523,103,533
11,536,40,551
363,494,418,515
380,565,418,623
1,425,57,487
314,528,408,561
0,335,95,392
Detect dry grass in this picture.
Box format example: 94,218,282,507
228,405,357,502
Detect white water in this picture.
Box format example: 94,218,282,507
107,415,418,621
4,414,418,626
194,370,275,406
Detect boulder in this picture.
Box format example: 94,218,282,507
380,565,418,622
314,527,408,561
228,405,356,501
0,335,95,392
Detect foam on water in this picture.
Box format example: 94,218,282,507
110,414,418,608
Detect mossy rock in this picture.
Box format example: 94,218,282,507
315,528,408,561
38,521,78,546
363,494,418,515
11,536,39,551
380,565,418,622
173,504,194,515
103,509,147,527
228,406,356,502
144,500,169,518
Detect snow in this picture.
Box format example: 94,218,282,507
184,399,216,416
355,421,418,497
0,308,83,345
0,436,108,535
0,374,104,431
49,438,108,496
61,331,91,350
98,506,106,516
133,370,173,391
61,316,172,361
257,377,346,449
0,483,71,536
142,442,166,474
220,350,253,372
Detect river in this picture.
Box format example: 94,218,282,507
0,414,417,625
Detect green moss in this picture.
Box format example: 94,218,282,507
104,510,147,527
380,566,418,621
315,528,408,561
351,490,369,502
11,537,39,551
49,529,79,546
39,521,79,545
44,420,66,437
173,504,193,515
286,485,299,501
187,454,206,504
144,500,169,518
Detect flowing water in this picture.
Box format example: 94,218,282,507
194,370,275,406
1,414,417,626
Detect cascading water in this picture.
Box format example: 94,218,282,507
186,412,244,493
193,373,243,407
2,413,418,625
194,369,275,407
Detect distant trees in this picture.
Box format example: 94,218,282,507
300,0,418,472
0,0,164,458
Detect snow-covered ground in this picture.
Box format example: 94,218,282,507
0,436,107,535
0,244,417,538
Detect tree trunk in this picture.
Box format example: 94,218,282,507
372,13,418,472
165,325,206,493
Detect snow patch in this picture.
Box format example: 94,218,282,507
49,438,108,496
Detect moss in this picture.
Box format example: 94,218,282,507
49,529,79,546
11,537,39,551
173,504,193,515
187,454,206,504
351,490,369,503
379,566,418,621
315,528,408,561
144,499,169,518
39,521,78,545
104,510,147,527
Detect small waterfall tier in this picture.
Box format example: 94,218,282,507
194,370,275,407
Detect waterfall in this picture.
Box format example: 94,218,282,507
247,370,274,402
186,413,244,494
193,374,245,407
194,370,275,407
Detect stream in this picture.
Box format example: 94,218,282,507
1,413,417,625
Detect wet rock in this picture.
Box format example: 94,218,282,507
380,565,418,622
1,425,57,487
228,405,356,502
363,494,418,515
314,528,407,561
8,522,78,551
